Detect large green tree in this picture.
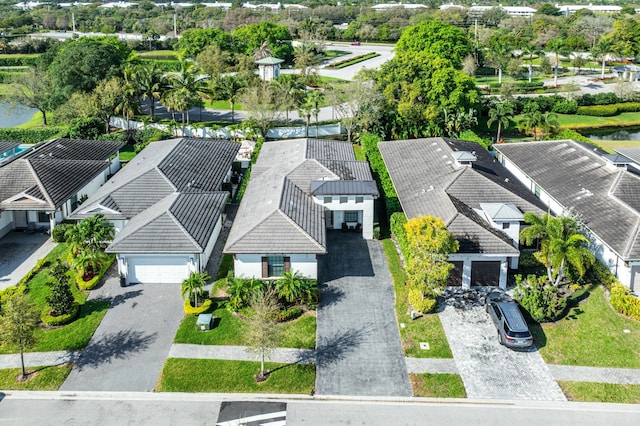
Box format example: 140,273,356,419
0,293,39,380
395,20,472,68
232,22,294,62
177,28,236,58
6,67,58,126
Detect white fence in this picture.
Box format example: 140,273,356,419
110,117,343,139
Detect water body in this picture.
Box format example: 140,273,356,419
0,101,37,128
582,127,640,141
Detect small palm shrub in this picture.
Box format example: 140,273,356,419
227,275,264,311
513,274,567,322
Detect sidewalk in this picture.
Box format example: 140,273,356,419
168,344,315,364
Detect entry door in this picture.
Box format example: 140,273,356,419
13,211,28,228
324,210,333,228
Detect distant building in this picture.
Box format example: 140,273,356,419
372,2,428,11
255,56,284,81
555,4,622,16
469,5,537,18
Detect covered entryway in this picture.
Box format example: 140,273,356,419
127,256,191,284
471,261,500,286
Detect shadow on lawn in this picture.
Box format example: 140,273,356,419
68,329,157,371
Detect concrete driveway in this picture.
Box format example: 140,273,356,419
315,231,411,397
0,231,55,291
60,268,184,392
438,287,566,401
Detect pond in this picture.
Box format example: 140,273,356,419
0,101,38,128
581,127,640,141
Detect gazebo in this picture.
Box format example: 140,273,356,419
255,56,284,81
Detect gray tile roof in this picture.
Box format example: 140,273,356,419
171,192,228,249
496,140,640,261
380,137,542,255
25,138,124,161
0,141,20,154
225,138,377,255
480,203,524,221
614,148,640,166
310,180,379,196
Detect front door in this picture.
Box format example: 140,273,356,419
13,211,27,228
325,210,333,229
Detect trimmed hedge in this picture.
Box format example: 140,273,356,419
329,52,380,69
41,302,80,326
184,298,212,315
390,212,409,260
51,223,75,243
551,100,578,114
610,284,640,321
75,256,114,291
0,127,68,143
0,55,38,67
362,133,400,217
576,104,621,117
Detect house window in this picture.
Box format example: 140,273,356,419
355,196,364,204
344,211,359,222
37,212,49,223
323,196,332,204
534,184,541,198
262,256,290,278
502,222,510,229
340,196,348,204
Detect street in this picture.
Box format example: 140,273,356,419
0,392,639,426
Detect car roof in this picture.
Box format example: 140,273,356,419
496,302,529,332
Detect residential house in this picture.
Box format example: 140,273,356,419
70,138,239,285
379,137,546,289
495,140,640,292
224,138,379,280
0,138,123,238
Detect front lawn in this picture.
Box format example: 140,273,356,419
157,358,315,394
174,304,316,349
410,373,466,398
559,381,640,404
0,243,110,354
555,111,640,129
119,143,136,161
533,286,640,368
382,239,452,358
0,365,72,390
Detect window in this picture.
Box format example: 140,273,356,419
37,212,49,223
262,256,290,278
502,222,510,229
344,211,359,222
355,196,364,204
534,184,541,198
339,196,348,204
323,196,332,204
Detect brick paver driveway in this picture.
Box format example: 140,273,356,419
315,231,411,397
60,270,183,392
438,288,566,401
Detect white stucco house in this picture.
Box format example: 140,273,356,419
379,137,546,289
0,138,123,238
70,138,239,285
224,138,379,280
495,141,640,292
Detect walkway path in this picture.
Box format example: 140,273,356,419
168,344,315,364
315,232,412,397
0,232,56,291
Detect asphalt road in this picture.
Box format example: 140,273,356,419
1,392,639,426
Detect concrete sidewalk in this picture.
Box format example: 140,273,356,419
168,344,315,364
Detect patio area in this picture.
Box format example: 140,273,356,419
0,230,56,290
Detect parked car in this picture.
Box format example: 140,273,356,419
485,292,534,349
351,41,361,46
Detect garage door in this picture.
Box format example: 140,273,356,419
128,256,190,284
447,261,463,286
471,261,500,286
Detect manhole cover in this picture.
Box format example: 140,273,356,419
419,342,430,350
400,323,406,329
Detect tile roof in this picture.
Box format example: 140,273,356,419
0,140,20,154
310,180,379,196
495,140,640,261
225,138,377,254
379,137,544,255
25,138,124,161
614,148,640,166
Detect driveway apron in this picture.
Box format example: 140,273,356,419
315,232,411,397
60,270,184,392
438,288,566,401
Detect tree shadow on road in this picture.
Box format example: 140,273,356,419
95,289,143,309
312,326,370,368
317,283,345,309
69,329,157,371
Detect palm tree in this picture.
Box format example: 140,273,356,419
181,272,211,307
276,270,304,304
165,60,211,124
212,75,246,124
72,249,106,280
117,65,140,126
521,44,543,83
306,90,324,136
487,101,514,143
547,39,567,87
592,38,614,79
298,94,315,138
135,63,165,121
520,213,594,286
253,40,272,60
539,112,559,140
486,40,511,84
294,43,317,84
272,74,304,123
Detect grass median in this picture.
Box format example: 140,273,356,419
410,373,466,398
0,365,72,390
559,381,640,404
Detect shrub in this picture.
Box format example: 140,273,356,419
75,256,114,291
52,223,75,243
271,307,303,322
0,55,38,66
183,298,212,315
577,92,621,106
513,274,567,322
46,281,75,316
0,127,68,143
459,130,491,150
576,104,619,116
589,261,618,291
69,118,104,139
362,133,401,217
390,212,409,259
408,287,437,314
226,275,264,311
41,302,80,326
552,100,578,114
610,283,640,321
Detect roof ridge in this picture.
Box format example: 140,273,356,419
608,168,626,196
25,159,55,207
623,218,640,259
167,198,203,250
276,208,326,251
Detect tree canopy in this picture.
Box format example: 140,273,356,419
232,22,294,62
395,20,472,68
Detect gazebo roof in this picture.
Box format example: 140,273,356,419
255,56,284,65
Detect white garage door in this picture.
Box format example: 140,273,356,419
128,256,190,284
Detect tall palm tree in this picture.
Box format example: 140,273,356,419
298,94,315,138
592,38,614,79
520,213,594,286
117,65,140,126
486,40,511,84
487,101,514,143
165,60,211,124
181,272,211,307
135,63,165,121
272,74,304,123
294,43,317,84
212,75,246,124
306,90,324,136
547,39,566,87
521,44,543,83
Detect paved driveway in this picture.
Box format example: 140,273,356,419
438,287,566,401
60,268,184,392
315,232,411,397
0,231,55,291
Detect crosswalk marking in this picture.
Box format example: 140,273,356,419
216,410,287,426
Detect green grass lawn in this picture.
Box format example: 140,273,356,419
157,358,315,393
559,381,640,404
137,50,179,60
15,111,44,129
533,286,640,368
0,365,72,390
594,139,640,153
381,239,452,358
0,243,109,354
174,304,316,349
556,112,640,129
410,373,466,398
204,99,246,111
119,143,136,161
353,143,365,161
322,50,350,60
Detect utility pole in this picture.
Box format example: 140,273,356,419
72,12,76,33
174,13,177,37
